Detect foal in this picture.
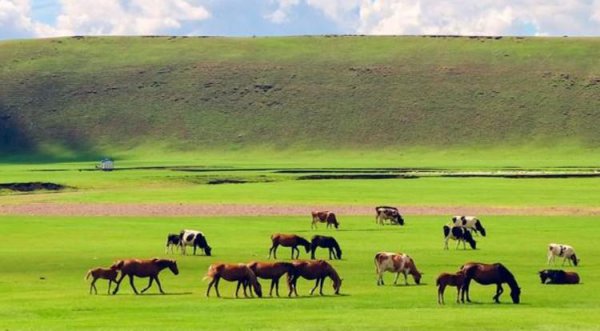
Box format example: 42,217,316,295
436,272,465,304
268,234,311,259
85,266,119,294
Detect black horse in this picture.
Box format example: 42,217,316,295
310,235,342,260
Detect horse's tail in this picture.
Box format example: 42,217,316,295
84,270,92,281
203,265,217,281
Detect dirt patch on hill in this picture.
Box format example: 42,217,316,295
0,203,598,217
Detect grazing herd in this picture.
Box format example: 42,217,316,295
86,208,581,305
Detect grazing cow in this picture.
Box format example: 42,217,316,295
111,258,179,295
443,225,477,250
85,266,119,295
165,233,181,254
452,216,486,236
310,235,342,260
204,263,262,298
311,211,339,229
375,206,404,225
436,272,465,304
547,243,579,266
287,260,342,296
539,269,580,284
374,252,423,286
179,230,212,256
268,234,311,259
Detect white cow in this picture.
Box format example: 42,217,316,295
547,243,579,266
374,252,422,286
179,229,212,256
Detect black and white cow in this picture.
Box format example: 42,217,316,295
179,230,212,256
375,206,404,226
452,216,486,236
547,243,578,266
165,233,181,254
443,225,477,250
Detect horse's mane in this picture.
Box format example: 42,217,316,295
496,263,520,291
297,236,311,247
154,259,175,269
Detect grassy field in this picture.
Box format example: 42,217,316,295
0,215,597,330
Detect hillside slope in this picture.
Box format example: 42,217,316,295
1,36,599,158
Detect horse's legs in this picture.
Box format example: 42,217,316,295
206,278,216,297
129,275,139,295
319,277,325,295
310,279,320,295
108,280,112,295
494,283,504,303
235,280,242,298
437,283,445,304
291,246,295,260
461,278,472,303
141,277,154,294
112,273,126,295
268,244,278,259
329,248,333,260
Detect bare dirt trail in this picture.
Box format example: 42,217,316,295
0,203,599,217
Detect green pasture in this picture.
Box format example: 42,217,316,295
0,215,597,330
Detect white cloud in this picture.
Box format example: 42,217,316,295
265,0,300,24
0,0,211,38
267,0,600,36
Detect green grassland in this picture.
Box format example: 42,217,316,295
1,36,599,165
0,215,598,330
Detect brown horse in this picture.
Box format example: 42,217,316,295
288,260,342,296
205,263,262,298
460,262,521,304
436,272,465,304
85,266,119,295
246,261,295,297
268,234,311,259
111,258,179,295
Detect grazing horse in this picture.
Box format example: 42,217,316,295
205,263,262,298
539,269,580,284
268,234,311,259
375,206,405,225
311,211,340,229
179,230,212,256
245,261,295,297
436,272,465,304
310,235,342,260
288,260,342,296
452,216,486,236
85,266,119,295
547,243,579,266
443,225,477,250
111,258,179,295
165,233,181,254
374,252,423,286
460,262,521,304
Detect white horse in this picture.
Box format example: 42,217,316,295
547,243,579,266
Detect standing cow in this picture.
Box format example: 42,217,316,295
452,216,486,236
179,230,212,256
547,243,579,266
443,225,477,250
375,206,405,226
311,211,339,229
374,252,423,286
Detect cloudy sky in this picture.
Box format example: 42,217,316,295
1,0,600,40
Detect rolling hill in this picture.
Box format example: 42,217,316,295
1,35,599,163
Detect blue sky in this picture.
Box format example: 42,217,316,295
1,0,599,40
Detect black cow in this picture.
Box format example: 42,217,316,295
539,269,580,284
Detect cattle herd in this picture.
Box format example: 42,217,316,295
86,206,581,304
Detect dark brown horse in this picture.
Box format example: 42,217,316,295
85,266,119,294
310,235,342,260
436,272,465,304
246,261,295,297
288,260,342,296
268,234,311,259
539,269,580,284
205,263,262,298
111,258,179,295
460,262,521,304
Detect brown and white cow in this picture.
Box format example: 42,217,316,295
311,211,339,229
374,252,423,286
375,206,404,226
